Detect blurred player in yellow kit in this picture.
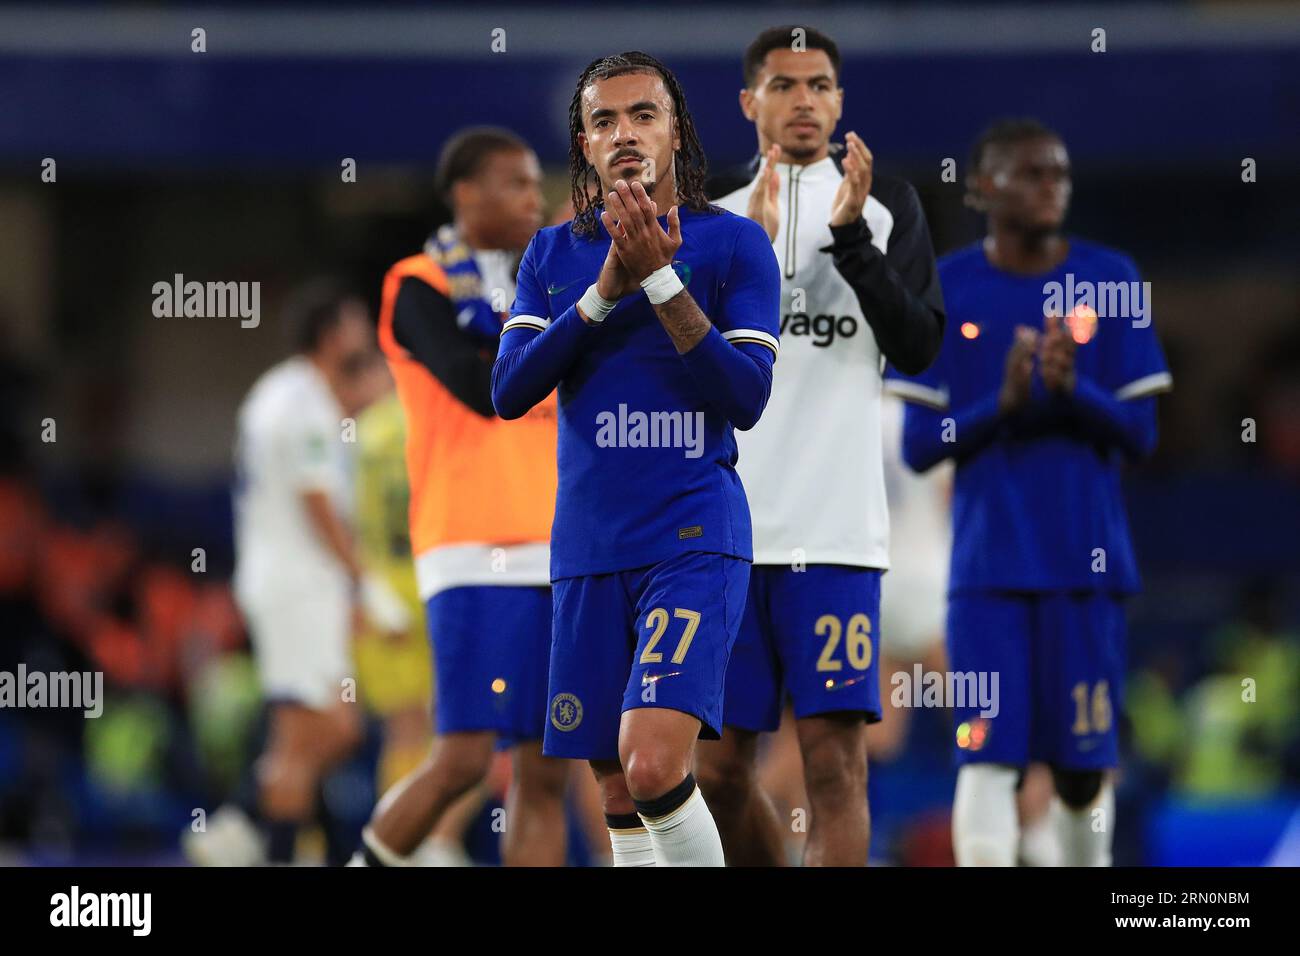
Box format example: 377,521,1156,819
352,385,487,865
352,387,431,787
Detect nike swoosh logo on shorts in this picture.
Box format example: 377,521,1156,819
823,674,868,691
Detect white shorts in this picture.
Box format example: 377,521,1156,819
238,586,352,711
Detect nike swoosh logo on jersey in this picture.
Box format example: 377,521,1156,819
547,279,582,295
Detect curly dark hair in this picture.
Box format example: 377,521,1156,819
567,51,715,237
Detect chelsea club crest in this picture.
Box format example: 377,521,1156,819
550,692,583,732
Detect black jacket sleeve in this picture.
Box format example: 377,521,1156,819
391,277,497,418
820,177,945,376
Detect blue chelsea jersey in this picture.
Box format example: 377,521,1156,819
885,238,1171,594
507,206,781,580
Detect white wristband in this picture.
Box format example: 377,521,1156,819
577,284,617,325
640,264,684,305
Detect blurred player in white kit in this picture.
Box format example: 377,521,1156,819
194,280,404,865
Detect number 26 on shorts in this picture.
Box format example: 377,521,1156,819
815,613,873,672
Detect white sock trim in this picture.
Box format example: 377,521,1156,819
638,786,724,867
1055,780,1115,867
608,825,656,867
361,826,410,867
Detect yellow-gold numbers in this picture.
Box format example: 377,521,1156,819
641,608,669,663
1070,680,1112,735
640,607,702,665
815,613,873,672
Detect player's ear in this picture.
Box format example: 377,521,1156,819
739,87,756,121
450,178,473,212
832,86,844,123
963,171,990,213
